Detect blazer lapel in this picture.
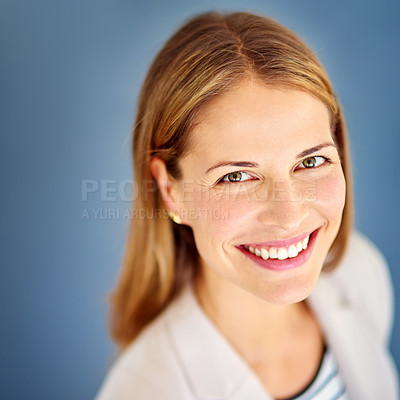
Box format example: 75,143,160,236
308,272,396,400
165,286,271,400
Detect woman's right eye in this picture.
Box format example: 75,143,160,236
218,171,253,184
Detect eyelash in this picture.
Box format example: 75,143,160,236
217,156,331,184
295,156,331,171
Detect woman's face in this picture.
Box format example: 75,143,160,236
172,81,346,305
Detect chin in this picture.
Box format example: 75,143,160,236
271,286,314,305
251,269,321,306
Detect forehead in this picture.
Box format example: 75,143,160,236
186,81,332,162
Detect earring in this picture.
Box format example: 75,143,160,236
168,210,182,224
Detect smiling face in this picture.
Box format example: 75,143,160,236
165,80,346,305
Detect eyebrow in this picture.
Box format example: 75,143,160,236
295,142,337,159
205,161,259,175
204,142,338,175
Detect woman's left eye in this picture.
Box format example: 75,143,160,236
219,171,253,183
297,156,329,170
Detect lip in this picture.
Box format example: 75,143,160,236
237,228,320,272
243,231,312,249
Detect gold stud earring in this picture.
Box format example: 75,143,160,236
168,210,182,224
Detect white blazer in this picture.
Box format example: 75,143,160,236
96,231,399,400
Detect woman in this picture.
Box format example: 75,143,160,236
96,11,398,400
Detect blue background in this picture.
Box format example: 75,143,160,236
1,0,399,399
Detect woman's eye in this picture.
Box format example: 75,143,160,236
298,156,328,169
220,171,253,183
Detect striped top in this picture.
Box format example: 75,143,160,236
278,346,348,400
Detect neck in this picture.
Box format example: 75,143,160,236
194,268,310,363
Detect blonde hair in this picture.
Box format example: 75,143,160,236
110,11,353,348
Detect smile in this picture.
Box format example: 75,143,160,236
238,229,320,271
244,234,310,260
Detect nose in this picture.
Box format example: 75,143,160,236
256,180,309,233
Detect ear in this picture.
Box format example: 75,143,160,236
150,157,181,215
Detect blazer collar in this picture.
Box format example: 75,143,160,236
308,271,396,400
164,285,270,400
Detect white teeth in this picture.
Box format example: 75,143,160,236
245,233,312,261
277,248,288,260
287,244,298,258
269,247,278,259
260,248,269,260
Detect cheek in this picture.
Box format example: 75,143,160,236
314,168,346,222
186,187,252,240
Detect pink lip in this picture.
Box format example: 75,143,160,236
237,228,320,272
244,231,311,249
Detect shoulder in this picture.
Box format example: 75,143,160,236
95,296,193,400
328,230,394,345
